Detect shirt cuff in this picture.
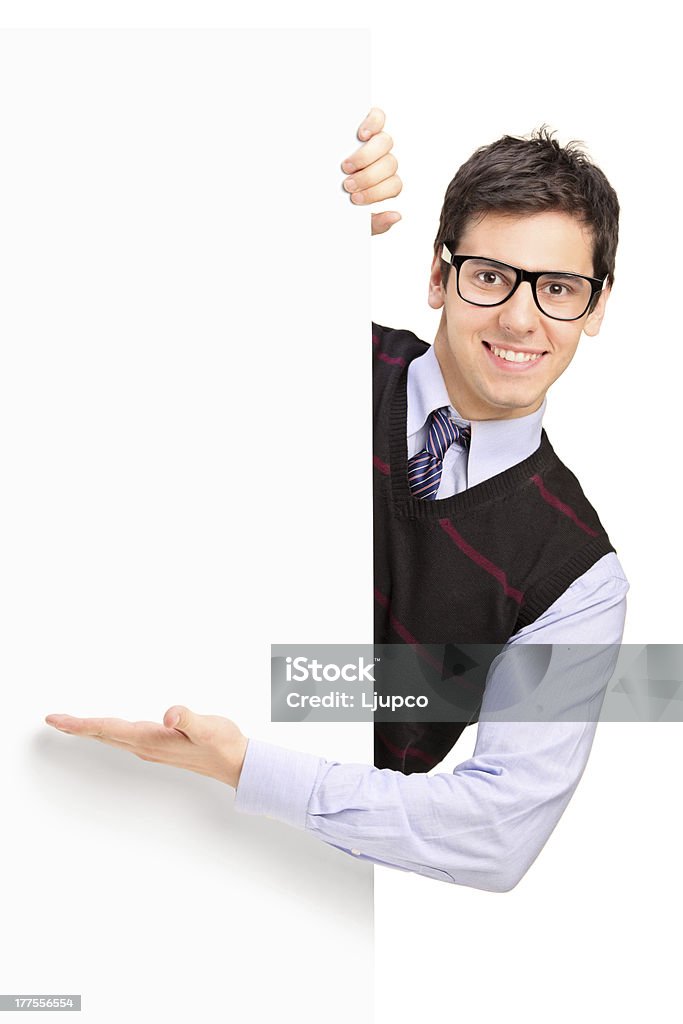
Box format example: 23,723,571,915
233,737,324,831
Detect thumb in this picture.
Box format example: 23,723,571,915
371,211,401,236
164,705,197,736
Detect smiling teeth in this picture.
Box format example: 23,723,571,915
491,346,543,362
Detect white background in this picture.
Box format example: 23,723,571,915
369,12,681,1024
0,5,680,1024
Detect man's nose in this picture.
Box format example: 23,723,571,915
498,281,541,335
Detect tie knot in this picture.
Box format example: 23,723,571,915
406,407,471,500
427,407,471,461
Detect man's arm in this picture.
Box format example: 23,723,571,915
46,558,628,892
234,557,629,892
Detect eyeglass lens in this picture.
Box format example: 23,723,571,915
458,258,593,319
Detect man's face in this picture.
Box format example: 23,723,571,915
428,209,610,421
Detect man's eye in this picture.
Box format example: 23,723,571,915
477,271,504,286
543,280,576,296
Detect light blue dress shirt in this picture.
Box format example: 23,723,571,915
234,345,629,891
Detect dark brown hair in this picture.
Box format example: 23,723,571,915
434,127,620,303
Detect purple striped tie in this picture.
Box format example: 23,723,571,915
407,407,471,500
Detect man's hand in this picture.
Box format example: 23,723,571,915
341,107,402,235
45,706,248,789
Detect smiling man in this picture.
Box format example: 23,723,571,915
432,210,606,420
47,114,628,892
368,126,625,780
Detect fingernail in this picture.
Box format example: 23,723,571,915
342,160,354,173
351,193,365,205
359,128,370,139
344,177,357,192
168,712,180,728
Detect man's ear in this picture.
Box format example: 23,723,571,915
583,285,610,337
428,250,446,310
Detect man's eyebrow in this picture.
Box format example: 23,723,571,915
468,256,589,277
540,269,589,278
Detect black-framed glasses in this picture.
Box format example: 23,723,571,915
441,244,606,322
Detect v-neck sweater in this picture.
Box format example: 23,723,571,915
372,323,616,771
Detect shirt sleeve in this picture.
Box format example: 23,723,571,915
234,554,629,892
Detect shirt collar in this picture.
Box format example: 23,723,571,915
407,343,546,486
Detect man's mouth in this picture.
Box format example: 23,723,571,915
482,341,548,365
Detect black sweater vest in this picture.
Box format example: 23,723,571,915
373,323,615,773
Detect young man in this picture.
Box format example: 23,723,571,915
365,115,626,776
46,111,628,892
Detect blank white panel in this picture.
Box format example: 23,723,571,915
0,29,373,1023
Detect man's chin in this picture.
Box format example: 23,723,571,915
477,384,547,420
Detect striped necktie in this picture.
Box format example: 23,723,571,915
407,407,471,500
